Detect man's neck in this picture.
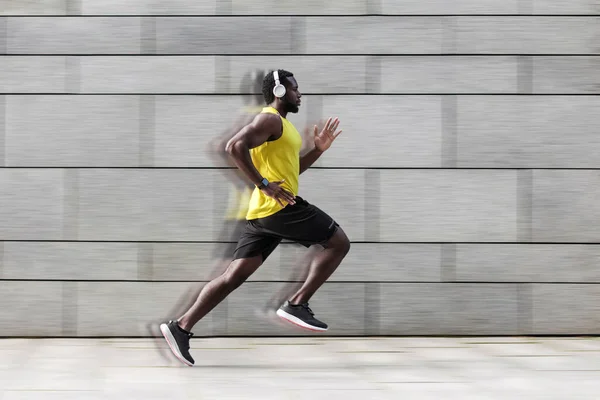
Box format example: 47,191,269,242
269,103,287,118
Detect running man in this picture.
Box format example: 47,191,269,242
160,69,350,367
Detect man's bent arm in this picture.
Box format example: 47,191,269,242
225,113,281,186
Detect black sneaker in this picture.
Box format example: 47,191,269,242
159,320,195,366
276,301,328,332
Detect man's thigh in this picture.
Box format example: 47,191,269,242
231,221,282,262
253,197,339,248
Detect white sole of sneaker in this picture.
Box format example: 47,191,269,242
276,309,328,332
159,323,194,367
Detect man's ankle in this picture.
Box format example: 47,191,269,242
287,297,305,306
176,319,192,333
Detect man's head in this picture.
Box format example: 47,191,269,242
262,69,301,114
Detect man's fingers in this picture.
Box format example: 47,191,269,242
276,194,294,206
333,129,343,139
331,119,340,131
325,118,340,138
281,190,296,203
279,189,296,204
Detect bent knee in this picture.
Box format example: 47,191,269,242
327,227,351,255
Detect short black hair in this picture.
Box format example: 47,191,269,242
262,69,294,104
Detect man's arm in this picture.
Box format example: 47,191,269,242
298,117,342,175
226,113,296,206
299,147,324,175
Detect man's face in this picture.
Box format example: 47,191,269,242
283,77,301,114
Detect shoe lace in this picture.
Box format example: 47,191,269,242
300,303,314,316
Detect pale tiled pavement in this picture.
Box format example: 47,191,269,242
1,337,599,400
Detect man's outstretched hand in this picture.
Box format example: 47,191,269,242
313,117,342,152
260,179,296,207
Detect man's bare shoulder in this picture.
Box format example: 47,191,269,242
250,111,281,126
248,111,282,137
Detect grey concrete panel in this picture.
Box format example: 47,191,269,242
225,282,366,335
1,0,67,15
77,169,217,241
76,282,213,336
66,0,81,15
291,243,442,282
441,95,457,168
517,170,533,243
306,17,445,54
381,57,518,93
231,0,368,14
6,17,141,54
156,17,292,54
299,169,366,242
380,283,519,335
533,0,600,14
5,95,140,166
533,57,600,94
0,282,63,336
532,170,600,242
62,169,79,240
226,56,368,94
0,57,66,93
81,0,216,14
0,17,5,54
455,17,600,54
2,242,138,280
79,56,216,93
154,95,315,167
381,0,519,14
151,243,283,282
444,284,519,335
532,284,600,334
154,95,254,167
0,169,64,240
456,244,600,283
379,283,445,335
1,96,5,167
457,96,600,168
380,170,518,242
0,95,6,167
364,169,381,241
518,55,534,94
319,95,442,168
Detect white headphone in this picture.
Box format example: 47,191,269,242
272,70,286,98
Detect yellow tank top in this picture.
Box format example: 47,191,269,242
246,106,302,220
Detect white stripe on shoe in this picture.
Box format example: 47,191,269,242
160,323,194,367
276,309,328,332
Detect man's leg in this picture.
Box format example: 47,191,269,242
160,255,262,367
263,244,318,312
275,227,350,332
177,255,262,331
287,226,350,305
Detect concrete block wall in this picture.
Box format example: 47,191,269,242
1,1,600,336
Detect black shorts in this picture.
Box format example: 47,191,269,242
211,218,247,260
232,196,339,262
